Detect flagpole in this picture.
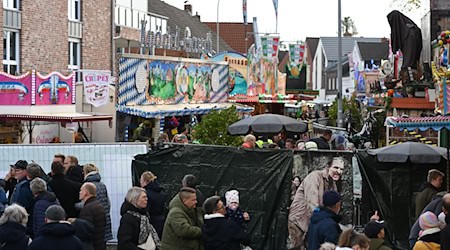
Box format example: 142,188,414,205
337,0,343,128
276,15,278,34
216,0,222,54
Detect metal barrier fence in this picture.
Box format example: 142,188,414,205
0,143,148,240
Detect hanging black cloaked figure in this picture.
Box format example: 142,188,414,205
387,10,422,70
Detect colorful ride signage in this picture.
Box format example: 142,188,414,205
0,72,32,105
0,71,75,106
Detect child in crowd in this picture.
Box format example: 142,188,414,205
413,211,441,250
225,190,250,229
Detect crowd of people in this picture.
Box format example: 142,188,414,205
3,150,448,250
241,129,349,151
0,155,113,250
0,156,252,250
286,156,450,250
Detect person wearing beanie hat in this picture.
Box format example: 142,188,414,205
364,220,392,250
202,196,251,250
288,156,344,249
306,190,343,250
225,190,250,229
409,191,447,249
28,205,83,250
413,212,441,250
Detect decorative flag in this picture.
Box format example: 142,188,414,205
243,0,247,25
261,36,280,58
272,0,278,19
83,71,111,107
287,43,305,78
288,43,305,66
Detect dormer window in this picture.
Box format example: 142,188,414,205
185,27,191,38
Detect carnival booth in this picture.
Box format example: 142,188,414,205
356,29,450,249
0,71,112,144
116,54,254,142
225,38,295,115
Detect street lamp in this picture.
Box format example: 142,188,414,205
337,0,343,128
216,0,221,54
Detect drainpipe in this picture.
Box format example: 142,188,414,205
111,0,116,78
111,0,117,141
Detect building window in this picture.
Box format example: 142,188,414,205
3,30,19,75
68,40,81,81
68,0,81,21
3,0,19,9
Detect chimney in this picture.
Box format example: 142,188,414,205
194,11,201,20
184,4,192,15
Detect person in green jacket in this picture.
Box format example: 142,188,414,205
364,220,393,250
161,187,203,250
132,120,152,142
415,169,444,218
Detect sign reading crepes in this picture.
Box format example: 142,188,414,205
83,71,111,108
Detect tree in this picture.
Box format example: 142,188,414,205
342,17,358,37
192,106,243,146
328,96,362,131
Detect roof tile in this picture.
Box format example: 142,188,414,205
204,22,254,54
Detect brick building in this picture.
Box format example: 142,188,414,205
0,0,238,143
2,0,112,76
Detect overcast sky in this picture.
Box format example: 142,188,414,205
161,0,430,42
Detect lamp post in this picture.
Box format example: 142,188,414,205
216,0,221,54
337,0,343,128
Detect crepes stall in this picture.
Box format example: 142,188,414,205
0,71,112,143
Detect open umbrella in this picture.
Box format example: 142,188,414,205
227,114,308,135
367,141,447,164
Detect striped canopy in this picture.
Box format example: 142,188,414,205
386,116,450,131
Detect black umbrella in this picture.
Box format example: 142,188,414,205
367,141,447,164
227,114,308,135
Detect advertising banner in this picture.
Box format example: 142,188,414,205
35,72,75,105
83,71,111,107
118,57,228,105
0,72,32,105
132,145,355,250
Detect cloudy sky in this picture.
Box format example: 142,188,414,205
161,0,430,42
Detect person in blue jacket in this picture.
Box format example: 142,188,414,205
306,190,342,250
28,205,83,250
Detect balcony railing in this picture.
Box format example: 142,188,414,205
115,4,168,31
3,9,21,29
68,20,83,39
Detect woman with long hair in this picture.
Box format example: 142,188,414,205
337,229,370,250
83,163,113,242
140,171,166,239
